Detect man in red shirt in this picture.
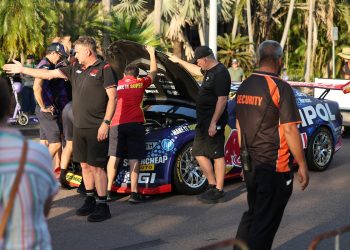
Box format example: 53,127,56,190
107,46,157,203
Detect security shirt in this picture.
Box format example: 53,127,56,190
236,71,301,172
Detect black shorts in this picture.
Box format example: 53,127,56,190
35,106,61,144
108,122,145,160
62,102,73,141
192,127,225,159
73,126,109,168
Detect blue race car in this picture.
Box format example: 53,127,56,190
67,40,346,195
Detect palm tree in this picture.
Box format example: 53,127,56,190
0,0,58,61
231,0,245,40
305,0,314,82
154,0,162,35
217,34,254,72
113,0,148,22
56,0,104,42
280,0,296,50
102,0,112,48
102,12,160,47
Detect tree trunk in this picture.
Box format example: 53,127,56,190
200,0,207,45
305,0,314,82
280,0,295,50
102,0,111,49
231,0,240,40
173,40,183,59
246,0,254,54
198,24,206,46
311,17,318,78
154,0,162,36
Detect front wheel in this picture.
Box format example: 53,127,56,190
17,113,29,126
173,142,207,194
307,127,334,171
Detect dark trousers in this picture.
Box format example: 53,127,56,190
235,165,293,250
21,86,36,114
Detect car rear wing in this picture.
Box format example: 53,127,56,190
288,80,350,99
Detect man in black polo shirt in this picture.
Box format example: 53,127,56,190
234,40,309,250
171,46,231,203
3,36,117,222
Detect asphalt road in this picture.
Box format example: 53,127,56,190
19,125,350,250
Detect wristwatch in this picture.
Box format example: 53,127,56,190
103,119,110,126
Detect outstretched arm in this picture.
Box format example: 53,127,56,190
168,55,202,77
3,60,66,80
146,46,158,82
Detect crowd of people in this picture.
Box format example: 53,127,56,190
1,37,313,249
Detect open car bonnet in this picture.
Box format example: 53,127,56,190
105,40,199,108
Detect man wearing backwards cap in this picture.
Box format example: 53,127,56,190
338,47,350,79
170,46,231,203
33,42,70,175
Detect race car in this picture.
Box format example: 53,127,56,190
66,40,348,195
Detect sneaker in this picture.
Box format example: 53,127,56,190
76,196,96,216
197,184,215,199
197,187,225,204
128,192,145,204
87,203,111,222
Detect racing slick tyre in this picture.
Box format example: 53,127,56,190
173,142,208,195
17,112,29,126
307,127,334,171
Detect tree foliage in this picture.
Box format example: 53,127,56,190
0,0,57,61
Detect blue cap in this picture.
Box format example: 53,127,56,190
47,43,68,58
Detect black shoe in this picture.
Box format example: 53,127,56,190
76,196,96,216
59,170,71,189
128,192,145,204
197,187,225,204
87,203,111,222
106,191,118,202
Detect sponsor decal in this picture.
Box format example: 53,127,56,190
140,164,155,171
66,172,82,185
141,156,168,164
146,141,158,150
224,130,241,169
171,126,190,136
89,69,99,77
122,172,156,184
145,89,159,94
300,132,308,149
298,103,336,127
161,139,174,151
297,98,312,104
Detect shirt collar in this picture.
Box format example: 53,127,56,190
81,59,102,70
253,70,280,78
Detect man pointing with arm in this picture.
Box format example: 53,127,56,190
4,36,117,222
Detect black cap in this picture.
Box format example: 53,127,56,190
47,43,68,58
190,46,213,64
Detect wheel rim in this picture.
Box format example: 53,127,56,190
18,114,28,125
178,147,206,188
312,131,332,167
